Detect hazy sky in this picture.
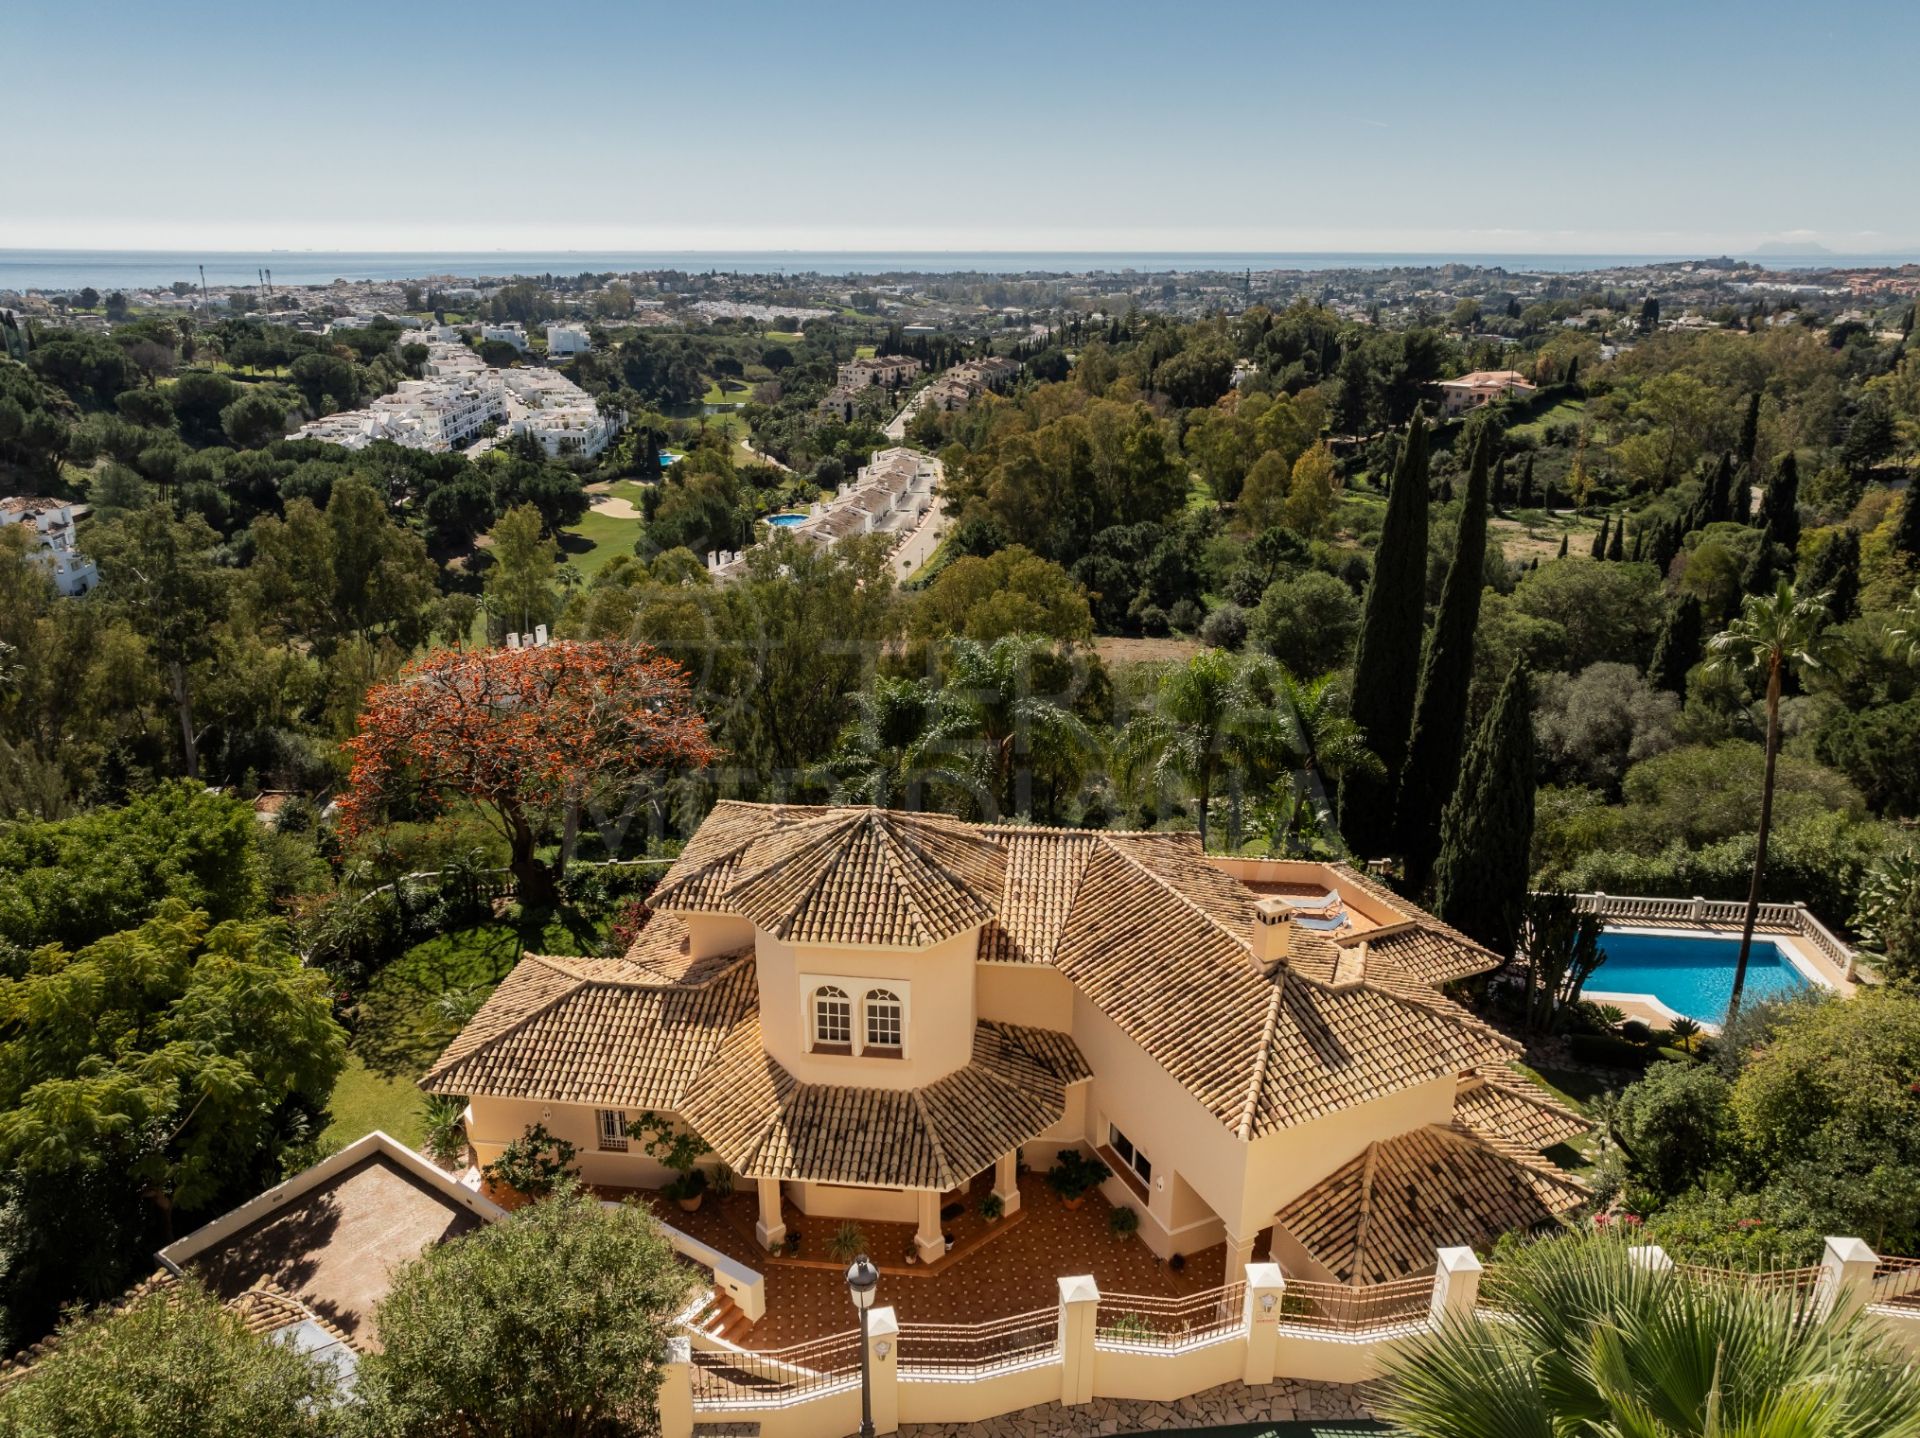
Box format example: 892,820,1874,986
5,0,1916,254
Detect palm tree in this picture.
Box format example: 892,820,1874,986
1891,586,1920,667
1377,1233,1920,1438
818,676,935,807
1706,580,1828,1022
915,635,1099,822
1267,669,1383,855
1117,650,1289,851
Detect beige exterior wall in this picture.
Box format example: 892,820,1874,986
975,961,1076,1031
1205,856,1407,930
789,1181,919,1224
756,928,979,1089
683,913,755,959
466,1094,682,1189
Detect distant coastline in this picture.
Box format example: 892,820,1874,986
4,248,1917,291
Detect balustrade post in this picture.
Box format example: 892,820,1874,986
1241,1262,1286,1385
1429,1246,1483,1326
1818,1237,1878,1321
867,1305,901,1435
658,1336,693,1438
1057,1275,1100,1406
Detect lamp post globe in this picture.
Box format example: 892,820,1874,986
847,1254,879,1438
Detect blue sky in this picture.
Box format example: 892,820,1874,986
4,0,1915,254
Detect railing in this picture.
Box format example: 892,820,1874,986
633,1204,767,1323
1872,1256,1920,1313
1676,1263,1826,1305
1279,1275,1434,1334
1568,892,1857,978
690,1331,862,1408
898,1307,1060,1377
1095,1281,1245,1351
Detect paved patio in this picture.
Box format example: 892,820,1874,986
632,1172,1245,1347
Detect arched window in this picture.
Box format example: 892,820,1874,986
864,989,903,1054
813,986,851,1050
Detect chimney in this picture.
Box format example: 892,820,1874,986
1251,896,1294,974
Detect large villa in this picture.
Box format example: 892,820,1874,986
426,802,1589,1293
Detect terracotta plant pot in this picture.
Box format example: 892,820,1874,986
676,1193,703,1214
1062,1195,1085,1211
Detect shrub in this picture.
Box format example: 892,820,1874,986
482,1123,578,1200
1567,1033,1656,1071
980,1192,1005,1221
1199,601,1249,650
1046,1150,1113,1201
827,1222,867,1264
1109,1206,1141,1238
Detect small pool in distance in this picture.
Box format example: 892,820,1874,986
765,513,807,527
1591,929,1812,1025
658,451,682,468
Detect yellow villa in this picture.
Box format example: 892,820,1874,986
424,803,1587,1287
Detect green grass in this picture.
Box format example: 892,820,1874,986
321,1052,428,1151
701,379,754,406
1506,396,1589,441
1516,1061,1613,1111
764,330,804,343
853,344,877,359
562,507,643,580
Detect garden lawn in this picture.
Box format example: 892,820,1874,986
562,506,643,580
325,905,606,1147
1505,396,1589,441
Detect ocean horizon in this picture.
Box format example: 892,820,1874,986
4,247,1914,291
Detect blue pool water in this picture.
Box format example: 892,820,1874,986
1591,930,1811,1024
766,513,807,527
659,451,682,468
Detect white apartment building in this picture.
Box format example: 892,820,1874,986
1,497,98,596
481,323,529,353
546,323,592,357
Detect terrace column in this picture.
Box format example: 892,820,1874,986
992,1150,1021,1216
866,1305,900,1435
914,1189,945,1264
1056,1275,1100,1406
1223,1229,1258,1281
1241,1262,1287,1386
1818,1236,1879,1321
659,1336,693,1438
1429,1246,1484,1325
753,1177,786,1251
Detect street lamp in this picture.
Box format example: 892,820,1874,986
846,1253,880,1438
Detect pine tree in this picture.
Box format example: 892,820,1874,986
1397,428,1492,893
1432,659,1536,959
1590,513,1609,559
1758,453,1800,551
1607,519,1626,562
1343,415,1432,857
1647,593,1704,694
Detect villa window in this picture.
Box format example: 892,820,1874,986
813,985,853,1053
864,989,903,1055
1108,1123,1152,1188
596,1109,629,1152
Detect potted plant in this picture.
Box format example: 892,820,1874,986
827,1221,867,1264
1109,1205,1140,1240
628,1111,714,1213
784,1229,802,1257
1046,1150,1112,1210
980,1192,1005,1223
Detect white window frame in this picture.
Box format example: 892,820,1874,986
800,974,911,1058
812,985,853,1051
863,989,904,1055
596,1108,629,1152
1108,1122,1152,1187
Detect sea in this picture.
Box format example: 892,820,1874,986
3,249,1913,292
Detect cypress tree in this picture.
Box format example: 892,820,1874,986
1398,427,1492,893
1647,593,1704,694
1590,513,1609,559
1565,355,1579,387
1704,454,1734,525
1758,453,1800,551
1556,532,1568,559
1518,454,1536,508
1432,659,1536,960
1893,487,1920,563
1607,518,1626,562
1741,537,1777,596
1343,415,1431,857
1648,518,1680,577
1491,453,1508,510
1800,528,1861,620
1739,391,1762,466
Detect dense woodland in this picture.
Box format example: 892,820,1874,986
3,280,1920,1353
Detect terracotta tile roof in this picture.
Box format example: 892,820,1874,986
1326,864,1501,982
1274,1123,1589,1285
678,1018,1087,1191
421,955,755,1107
562,913,751,986
978,830,1098,964
1454,1072,1591,1153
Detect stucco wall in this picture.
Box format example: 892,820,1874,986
790,1181,918,1224
466,1094,680,1188
757,928,979,1088
975,961,1076,1031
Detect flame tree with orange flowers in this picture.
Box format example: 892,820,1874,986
338,641,718,905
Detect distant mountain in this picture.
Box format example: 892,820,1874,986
1751,239,1834,256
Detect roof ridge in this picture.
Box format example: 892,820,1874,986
1235,984,1284,1141
1351,1141,1382,1277
1440,1119,1589,1191
910,1087,957,1190
869,814,940,947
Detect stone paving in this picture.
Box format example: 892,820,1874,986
896,1379,1377,1438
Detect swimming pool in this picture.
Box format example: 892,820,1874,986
1588,929,1813,1026
659,451,682,468
766,513,807,527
